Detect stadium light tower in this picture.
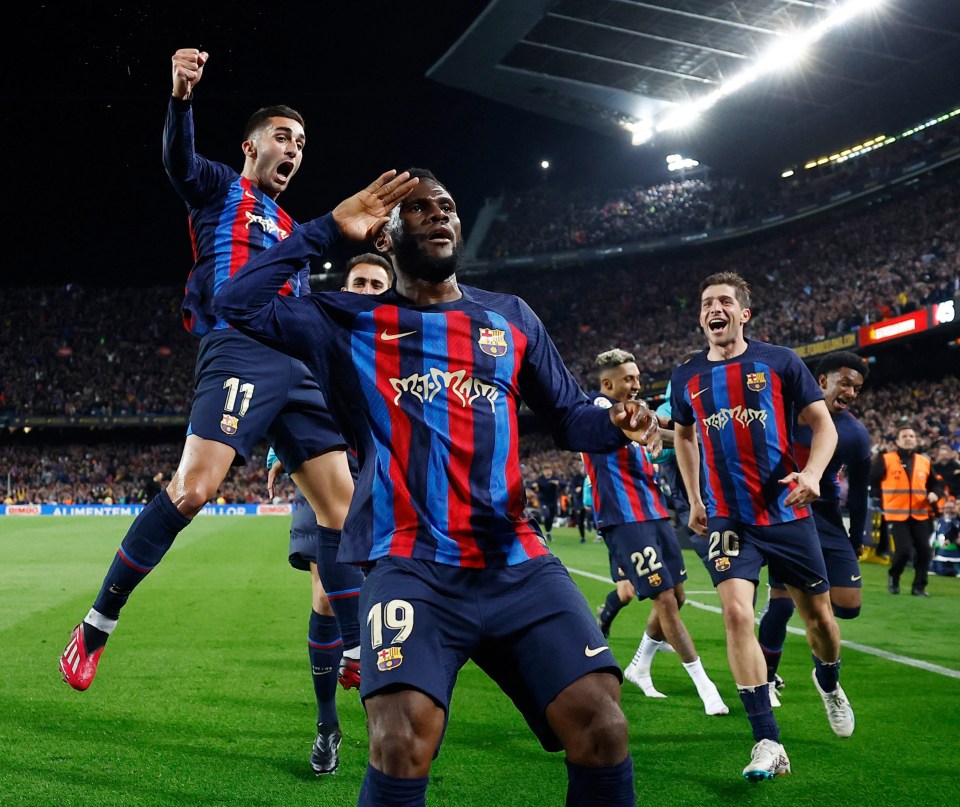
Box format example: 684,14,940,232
627,0,887,146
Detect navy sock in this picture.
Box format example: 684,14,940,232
599,590,627,627
565,755,635,807
92,490,191,621
316,526,363,650
738,685,780,743
357,764,429,807
758,597,794,680
813,654,841,693
309,611,341,727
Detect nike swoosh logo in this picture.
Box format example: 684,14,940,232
691,388,709,399
807,579,824,588
380,329,417,341
584,645,609,657
679,569,687,576
851,575,862,581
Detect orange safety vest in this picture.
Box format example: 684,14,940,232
880,451,933,522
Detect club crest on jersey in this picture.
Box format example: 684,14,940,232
745,371,767,392
714,556,731,572
377,646,404,671
220,414,239,435
477,327,508,357
647,573,663,588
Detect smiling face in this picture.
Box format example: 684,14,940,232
820,366,865,415
242,116,305,199
384,178,463,284
699,283,750,354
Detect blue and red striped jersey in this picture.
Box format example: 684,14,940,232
670,341,823,525
216,214,631,569
582,393,670,529
794,408,872,545
163,98,306,337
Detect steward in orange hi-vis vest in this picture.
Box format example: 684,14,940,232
879,450,935,522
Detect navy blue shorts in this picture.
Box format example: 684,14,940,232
704,516,829,595
602,520,687,599
188,330,345,468
288,498,365,609
769,512,861,591
358,555,619,752
289,492,320,570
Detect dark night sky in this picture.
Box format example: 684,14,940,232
10,2,665,287
10,2,959,288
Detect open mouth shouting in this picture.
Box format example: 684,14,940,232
707,316,727,335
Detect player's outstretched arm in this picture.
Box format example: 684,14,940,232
332,171,418,242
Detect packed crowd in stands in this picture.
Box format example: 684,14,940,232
3,113,959,505
477,110,960,260
1,286,194,419
483,167,960,390
4,367,955,505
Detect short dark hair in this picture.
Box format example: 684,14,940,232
343,253,394,286
403,167,444,189
701,271,751,310
814,350,870,381
243,105,305,140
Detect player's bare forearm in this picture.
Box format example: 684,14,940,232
782,400,836,506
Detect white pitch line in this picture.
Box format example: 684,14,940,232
568,566,960,680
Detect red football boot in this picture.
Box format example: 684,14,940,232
59,624,105,691
337,657,360,690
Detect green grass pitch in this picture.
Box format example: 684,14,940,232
1,517,957,806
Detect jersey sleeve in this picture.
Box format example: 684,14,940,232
515,300,629,453
214,214,342,360
162,97,234,206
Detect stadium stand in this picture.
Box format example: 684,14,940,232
3,112,959,506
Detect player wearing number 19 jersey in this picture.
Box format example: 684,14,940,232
216,169,662,806
671,271,853,783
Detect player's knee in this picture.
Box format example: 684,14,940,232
832,603,861,620
174,485,216,517
573,697,629,764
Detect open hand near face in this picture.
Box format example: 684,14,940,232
610,399,663,458
333,170,419,242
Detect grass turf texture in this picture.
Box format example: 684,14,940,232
1,518,958,806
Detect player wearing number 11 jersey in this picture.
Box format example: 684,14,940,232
59,51,358,776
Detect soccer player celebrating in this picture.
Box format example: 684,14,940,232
758,351,872,706
671,271,854,782
216,168,662,806
60,47,360,772
583,349,728,715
